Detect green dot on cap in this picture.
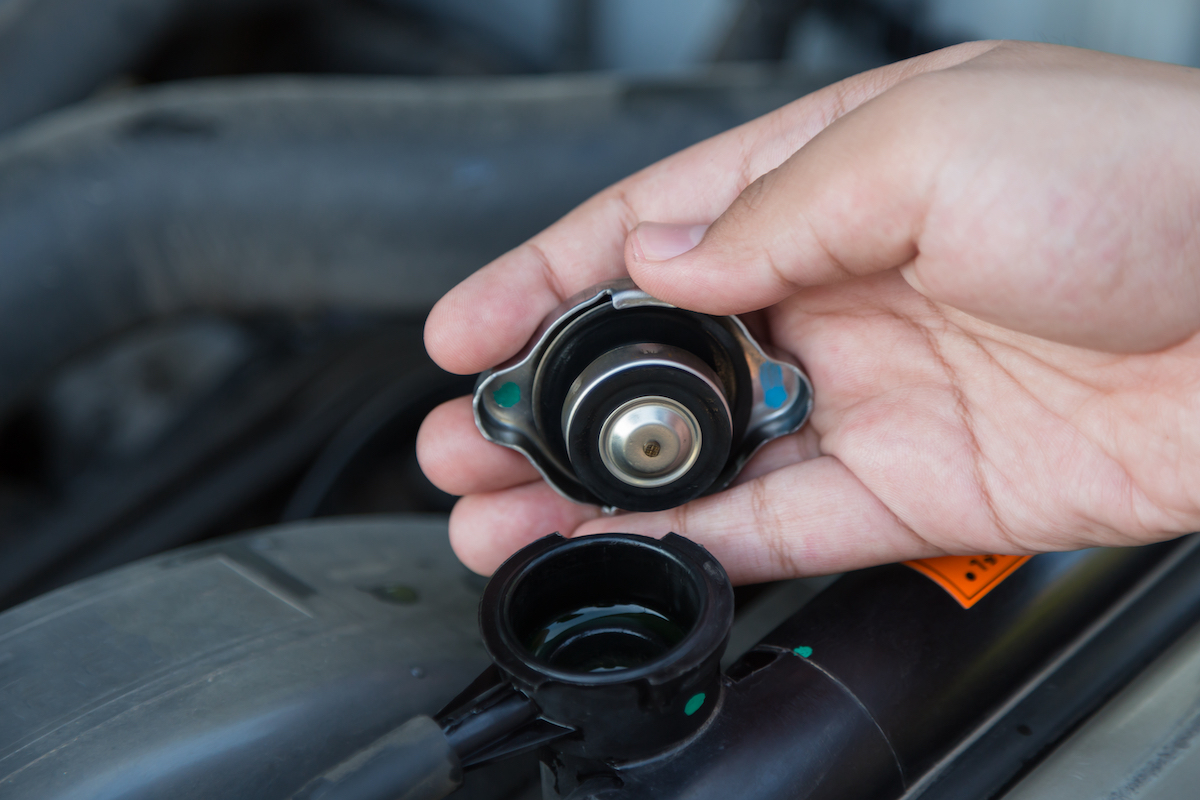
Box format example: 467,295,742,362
793,646,813,658
684,693,706,716
492,381,521,408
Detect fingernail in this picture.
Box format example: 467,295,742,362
632,222,707,262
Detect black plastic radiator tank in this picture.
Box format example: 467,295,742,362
4,517,1200,800
519,538,1186,799
314,529,1200,800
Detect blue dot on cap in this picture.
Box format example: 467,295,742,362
759,362,788,409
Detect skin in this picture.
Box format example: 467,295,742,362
418,40,1200,585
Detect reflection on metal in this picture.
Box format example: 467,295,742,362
598,395,704,488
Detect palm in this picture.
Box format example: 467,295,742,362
770,271,1197,562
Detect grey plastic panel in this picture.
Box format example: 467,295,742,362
0,515,534,799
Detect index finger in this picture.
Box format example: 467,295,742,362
423,42,999,376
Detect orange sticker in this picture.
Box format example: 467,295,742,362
904,554,1032,609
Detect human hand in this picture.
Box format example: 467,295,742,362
418,41,1200,584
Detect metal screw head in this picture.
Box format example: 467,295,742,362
598,396,702,488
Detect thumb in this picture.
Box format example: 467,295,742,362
625,88,932,315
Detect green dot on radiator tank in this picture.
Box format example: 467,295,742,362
684,693,706,716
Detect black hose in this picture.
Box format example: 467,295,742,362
292,716,463,800
292,687,544,800
281,367,475,521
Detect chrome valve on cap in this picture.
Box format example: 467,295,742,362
473,279,813,512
